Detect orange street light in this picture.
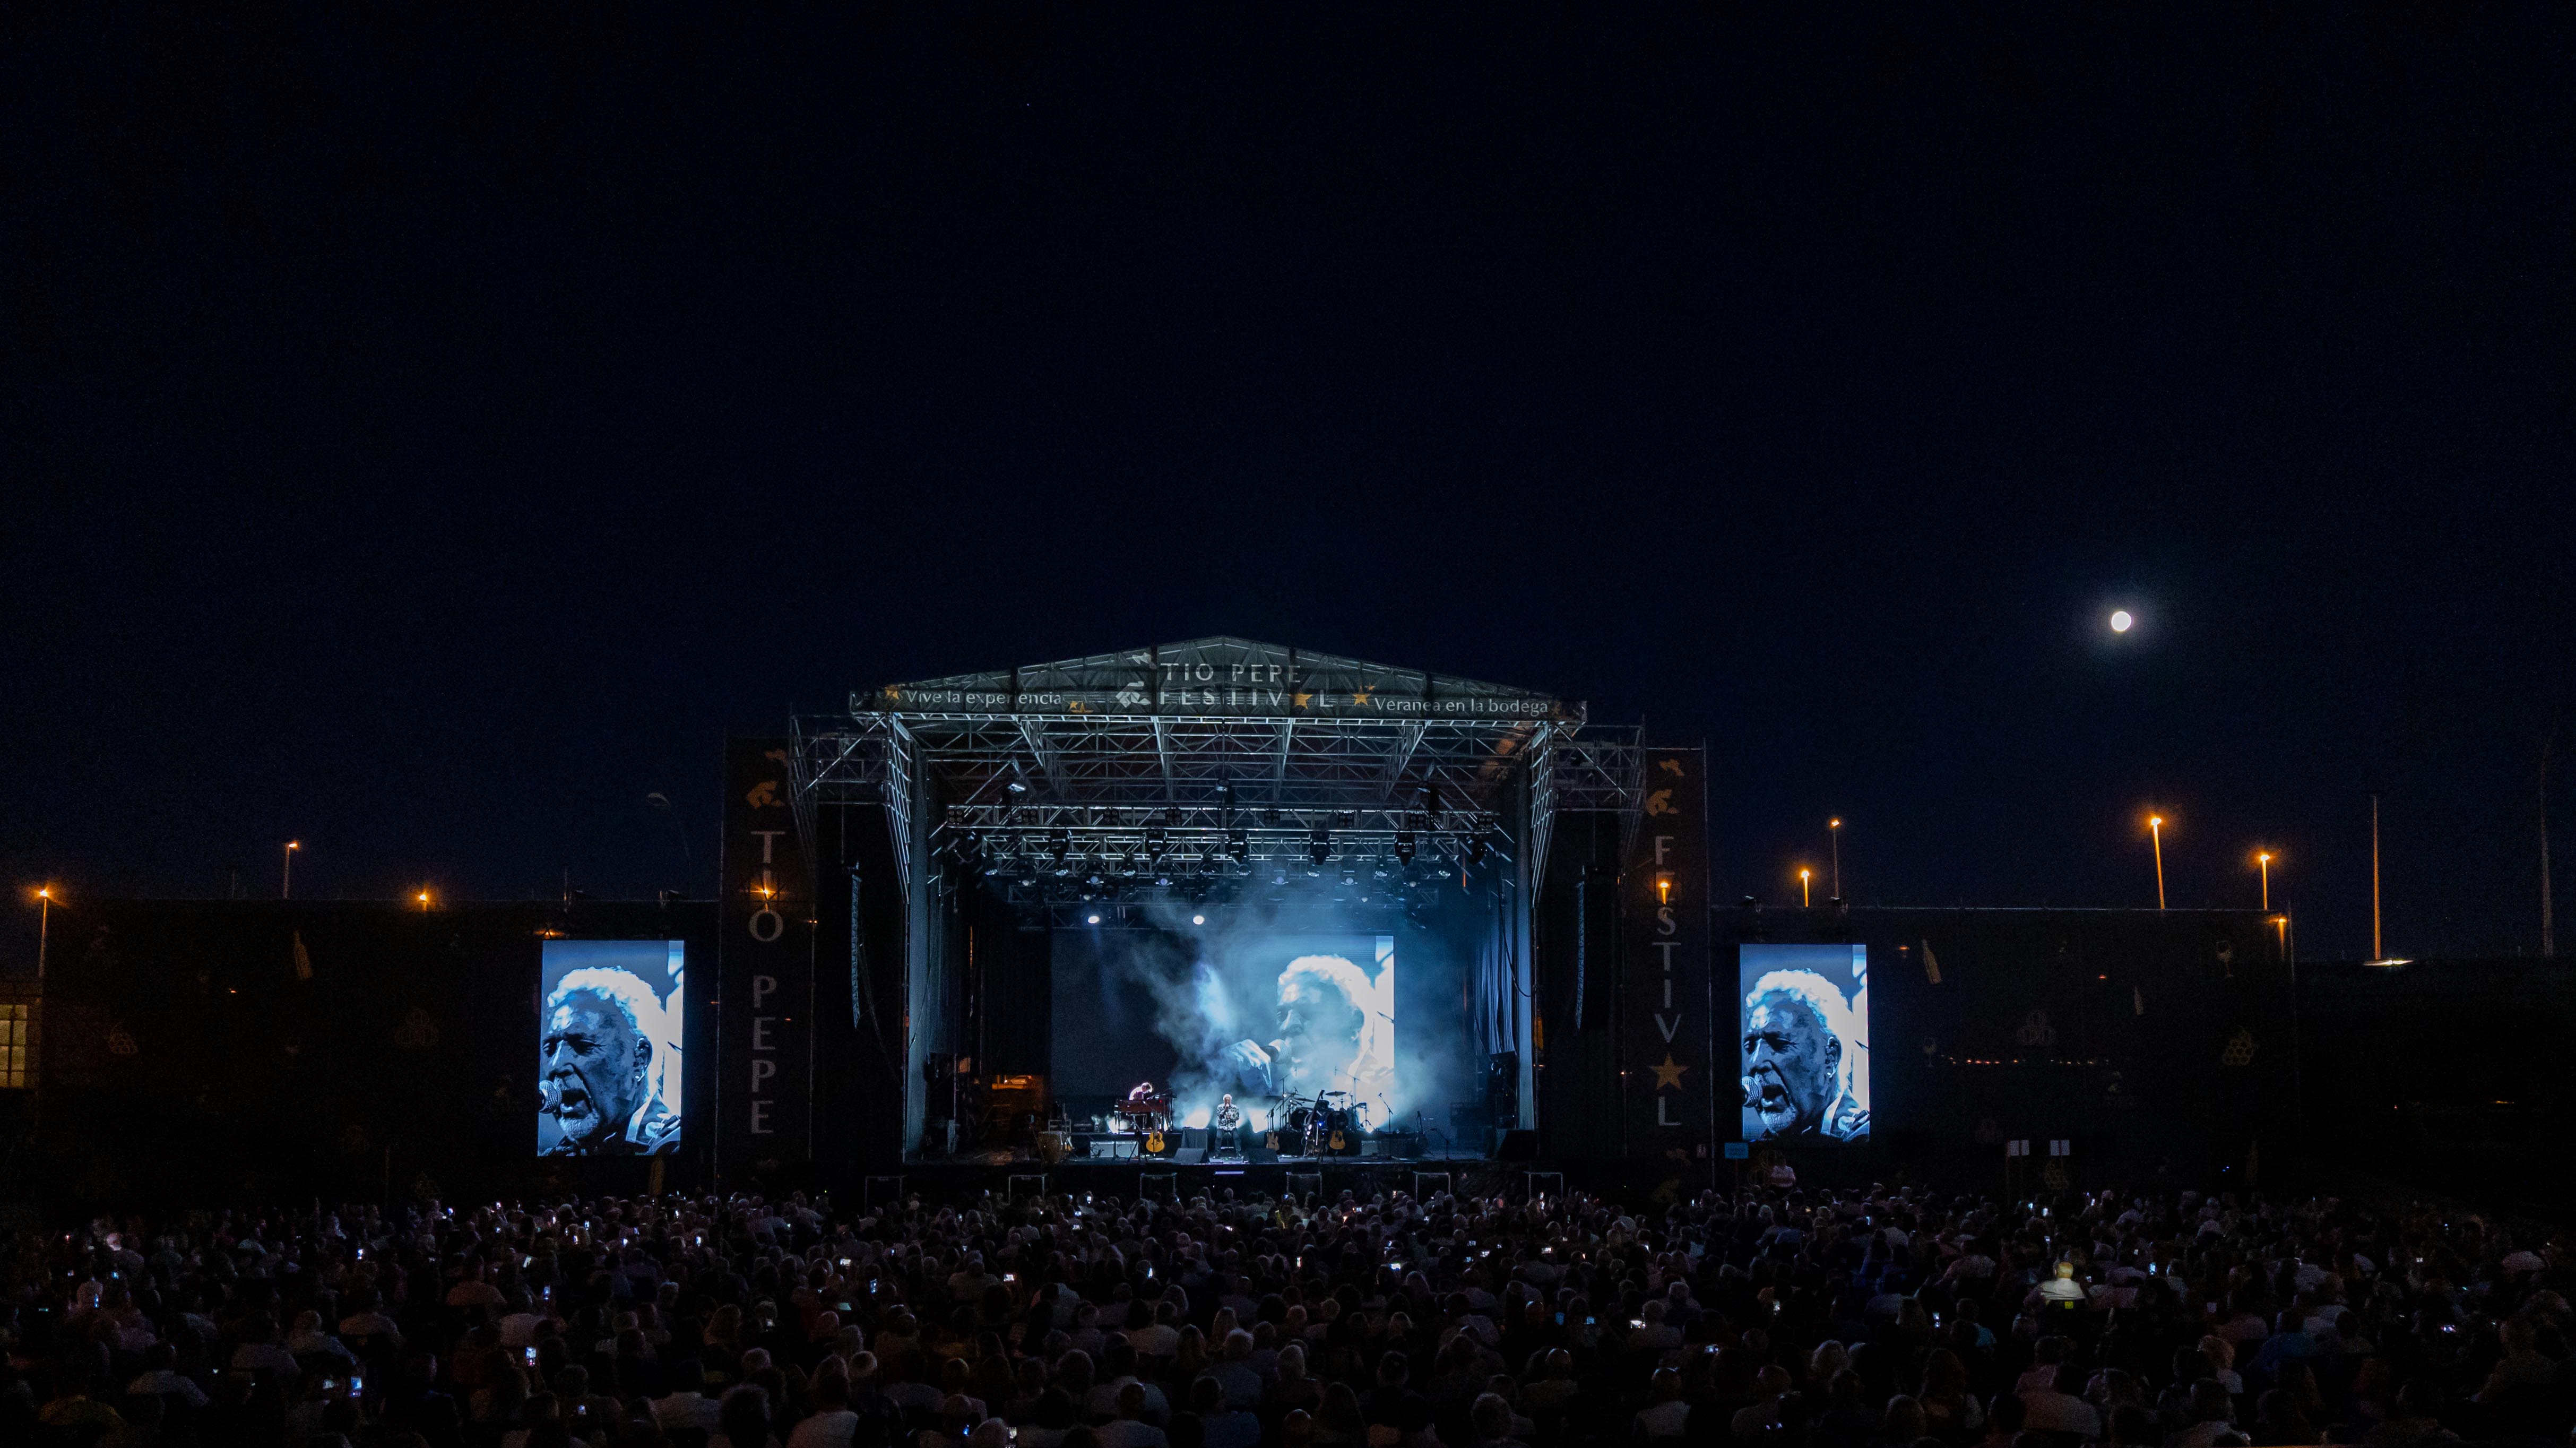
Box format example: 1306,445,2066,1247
2147,814,2167,910
2254,850,2274,911
283,840,300,900
34,885,53,984
1799,867,1812,908
416,889,433,911
1828,817,1843,899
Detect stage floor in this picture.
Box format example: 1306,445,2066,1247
868,1152,1537,1206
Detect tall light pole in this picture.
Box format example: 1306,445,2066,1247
283,840,299,900
34,886,50,985
1828,817,1843,900
2148,814,2167,910
2370,795,2383,961
1799,868,1812,908
2256,851,2272,912
2542,726,2557,959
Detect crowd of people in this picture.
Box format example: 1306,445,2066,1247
5,1179,2572,1448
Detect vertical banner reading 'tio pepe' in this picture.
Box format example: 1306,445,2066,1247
719,738,812,1175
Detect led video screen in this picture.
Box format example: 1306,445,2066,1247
1739,943,1870,1143
1053,930,1397,1130
538,940,686,1156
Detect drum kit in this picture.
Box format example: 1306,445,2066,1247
1268,1089,1369,1157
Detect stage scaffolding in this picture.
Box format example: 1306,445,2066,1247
789,638,1643,910
785,637,1644,1150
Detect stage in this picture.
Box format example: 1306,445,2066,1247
772,637,1648,1177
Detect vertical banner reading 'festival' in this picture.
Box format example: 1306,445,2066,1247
719,738,814,1174
1624,747,1712,1161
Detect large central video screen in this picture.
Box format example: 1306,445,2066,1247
1053,930,1397,1129
1739,943,1870,1143
538,940,686,1157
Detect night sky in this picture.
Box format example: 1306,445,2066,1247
7,11,2570,960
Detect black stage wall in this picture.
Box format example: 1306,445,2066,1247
1710,905,2295,1188
5,894,2305,1209
2300,959,2576,1220
15,898,717,1209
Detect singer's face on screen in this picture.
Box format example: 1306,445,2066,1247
542,991,649,1147
1277,971,1363,1089
1742,994,1838,1138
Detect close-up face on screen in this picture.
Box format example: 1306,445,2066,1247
1740,943,1870,1144
538,940,686,1157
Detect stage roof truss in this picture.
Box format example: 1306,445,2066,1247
791,638,1643,908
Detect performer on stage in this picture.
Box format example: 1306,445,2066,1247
1211,1092,1244,1162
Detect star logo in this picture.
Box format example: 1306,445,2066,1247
1650,1054,1689,1090
1292,692,1312,708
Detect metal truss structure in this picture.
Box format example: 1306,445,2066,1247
790,637,1644,909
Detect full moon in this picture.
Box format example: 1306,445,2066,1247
2109,610,2134,633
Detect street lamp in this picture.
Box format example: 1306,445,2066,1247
2254,850,2274,911
2147,814,2167,911
1799,867,1812,908
1828,818,1843,900
283,841,300,900
416,889,433,912
34,886,51,985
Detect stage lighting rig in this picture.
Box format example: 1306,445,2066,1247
1395,831,1417,863
1309,829,1332,866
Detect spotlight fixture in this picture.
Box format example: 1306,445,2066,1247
1224,829,1249,860
1309,829,1332,866
1262,807,1282,826
1394,831,1416,863
1467,837,1488,865
1087,913,1101,925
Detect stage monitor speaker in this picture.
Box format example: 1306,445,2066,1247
1494,1128,1539,1160
1170,1148,1207,1164
1488,1052,1519,1122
